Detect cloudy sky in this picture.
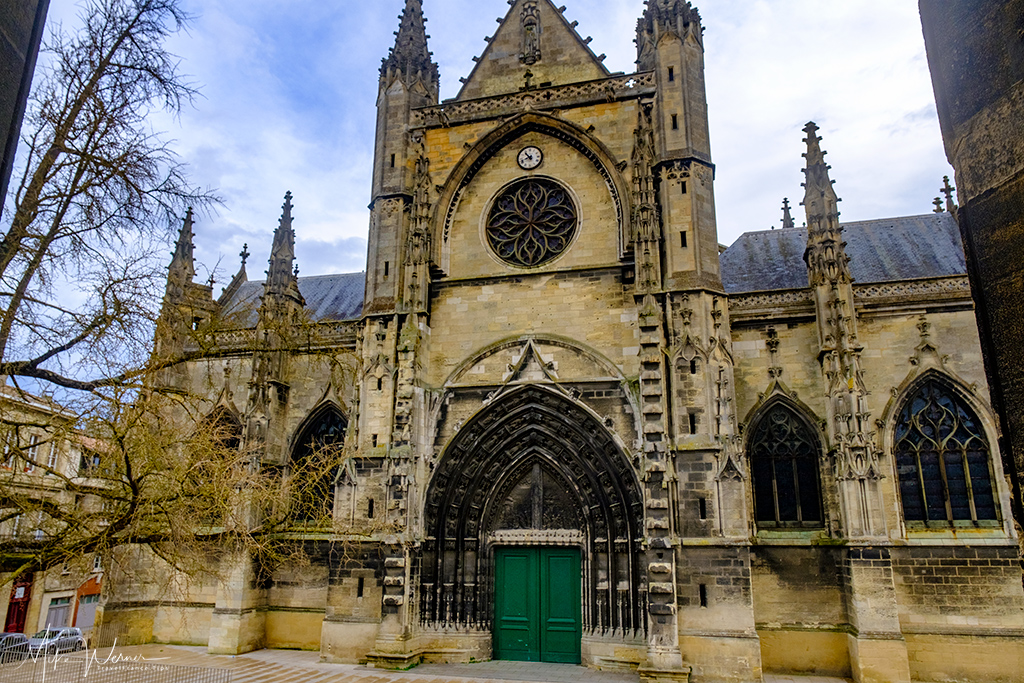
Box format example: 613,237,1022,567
45,0,952,287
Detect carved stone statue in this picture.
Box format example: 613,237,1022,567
521,0,541,65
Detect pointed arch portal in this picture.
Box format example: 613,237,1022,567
421,385,645,641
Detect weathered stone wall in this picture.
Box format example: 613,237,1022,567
891,545,1024,681
891,545,1023,630
321,543,385,663
675,547,760,682
427,271,639,388
920,0,1024,556
752,546,851,678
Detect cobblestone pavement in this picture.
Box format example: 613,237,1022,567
42,645,855,683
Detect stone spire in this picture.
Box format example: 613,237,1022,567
802,123,839,217
264,192,304,305
153,208,215,376
167,208,196,293
801,122,850,286
780,198,795,229
381,0,439,90
800,123,884,538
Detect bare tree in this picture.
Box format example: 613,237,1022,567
0,0,217,392
0,348,358,586
0,0,243,587
0,1,365,601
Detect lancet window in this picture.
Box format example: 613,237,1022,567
206,407,242,453
749,403,824,528
290,406,347,525
894,378,997,526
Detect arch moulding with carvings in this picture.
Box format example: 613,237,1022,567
433,334,641,454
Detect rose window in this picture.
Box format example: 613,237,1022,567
485,178,578,267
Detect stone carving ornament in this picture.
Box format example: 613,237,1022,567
486,177,578,267
521,0,541,65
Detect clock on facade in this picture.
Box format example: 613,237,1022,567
517,146,543,170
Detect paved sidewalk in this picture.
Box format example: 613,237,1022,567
48,645,854,683
413,661,639,683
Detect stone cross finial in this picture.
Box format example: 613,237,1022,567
933,197,944,213
240,243,250,267
941,176,956,213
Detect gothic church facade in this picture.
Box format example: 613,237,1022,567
112,2,1024,682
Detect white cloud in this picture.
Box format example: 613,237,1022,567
43,0,953,278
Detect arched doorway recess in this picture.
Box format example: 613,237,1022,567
421,385,645,645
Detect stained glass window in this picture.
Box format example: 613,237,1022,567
749,403,823,527
486,178,578,267
894,379,997,526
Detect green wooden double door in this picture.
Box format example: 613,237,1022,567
493,547,582,664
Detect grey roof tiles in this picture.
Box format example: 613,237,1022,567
221,272,366,325
219,214,965,321
720,213,966,294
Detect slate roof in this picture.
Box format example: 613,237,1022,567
217,215,964,322
720,213,966,294
221,272,366,326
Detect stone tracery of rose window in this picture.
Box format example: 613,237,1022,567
486,178,578,267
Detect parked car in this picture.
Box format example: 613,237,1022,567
0,633,29,663
27,627,85,656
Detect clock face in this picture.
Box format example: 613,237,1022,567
517,146,543,170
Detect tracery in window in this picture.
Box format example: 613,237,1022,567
485,177,578,268
894,378,997,526
749,403,823,528
290,406,347,524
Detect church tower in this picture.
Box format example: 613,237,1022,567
365,0,439,315
636,0,718,289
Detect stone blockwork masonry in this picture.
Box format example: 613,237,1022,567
77,3,1024,683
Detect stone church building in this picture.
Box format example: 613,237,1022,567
107,2,1024,682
